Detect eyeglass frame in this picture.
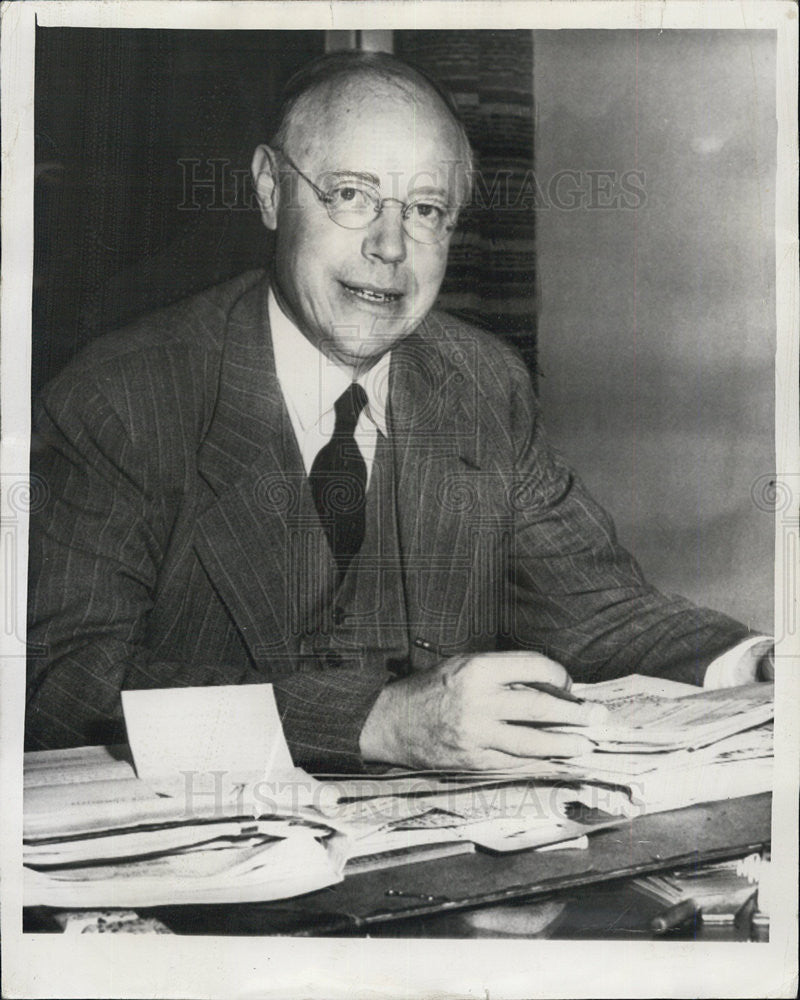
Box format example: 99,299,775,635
273,148,459,245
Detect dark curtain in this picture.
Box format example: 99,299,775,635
396,30,537,376
33,28,325,394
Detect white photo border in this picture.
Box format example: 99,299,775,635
1,3,797,998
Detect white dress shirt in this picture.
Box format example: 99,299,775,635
703,634,774,688
269,287,390,487
269,287,769,686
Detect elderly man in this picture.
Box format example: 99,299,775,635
26,51,770,771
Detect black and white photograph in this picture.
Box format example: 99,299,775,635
1,2,797,998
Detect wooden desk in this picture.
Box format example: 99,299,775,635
134,793,771,938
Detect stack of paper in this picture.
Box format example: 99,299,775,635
315,677,774,844
24,676,774,906
24,687,347,908
318,773,627,854
553,676,774,814
25,826,339,909
561,677,774,752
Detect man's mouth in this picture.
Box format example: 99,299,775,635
341,282,403,304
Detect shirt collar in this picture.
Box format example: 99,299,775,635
268,286,390,436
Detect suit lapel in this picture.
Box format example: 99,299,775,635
194,278,336,667
196,278,290,494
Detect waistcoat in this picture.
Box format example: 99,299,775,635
294,430,411,678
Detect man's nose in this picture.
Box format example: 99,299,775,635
361,201,407,264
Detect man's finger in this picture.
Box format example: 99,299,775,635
466,747,546,772
493,688,609,727
490,651,572,689
490,722,596,759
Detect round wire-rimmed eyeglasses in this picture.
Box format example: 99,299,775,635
275,149,457,245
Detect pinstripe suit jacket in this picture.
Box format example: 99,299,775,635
26,270,751,768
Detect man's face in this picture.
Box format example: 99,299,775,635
254,79,467,371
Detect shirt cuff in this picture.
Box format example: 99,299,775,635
703,635,774,689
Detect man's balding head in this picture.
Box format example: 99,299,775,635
272,51,474,200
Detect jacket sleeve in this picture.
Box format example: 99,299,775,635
26,374,387,770
503,358,752,685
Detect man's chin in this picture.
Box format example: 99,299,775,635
326,339,402,372
326,325,417,369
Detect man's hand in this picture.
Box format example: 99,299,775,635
359,651,608,770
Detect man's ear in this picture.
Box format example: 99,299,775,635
251,144,281,230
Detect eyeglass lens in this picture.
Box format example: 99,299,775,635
279,153,453,245
323,185,450,244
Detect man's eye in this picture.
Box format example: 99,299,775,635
326,186,373,211
410,202,445,222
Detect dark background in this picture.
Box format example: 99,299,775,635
33,28,324,393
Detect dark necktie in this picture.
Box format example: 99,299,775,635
309,383,368,578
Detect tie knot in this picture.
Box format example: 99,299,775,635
333,383,368,435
